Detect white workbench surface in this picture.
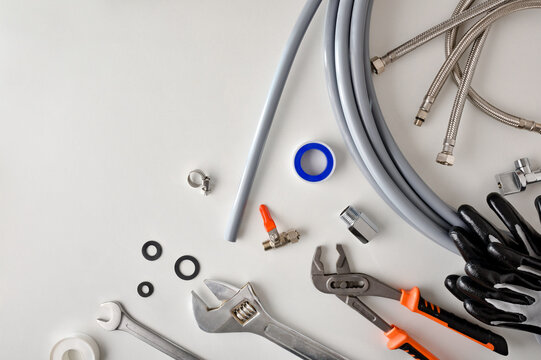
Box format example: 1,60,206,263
1,0,540,359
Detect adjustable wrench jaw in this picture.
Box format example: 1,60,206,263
192,280,271,335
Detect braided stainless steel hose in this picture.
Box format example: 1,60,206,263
419,0,541,129
445,0,541,133
370,0,511,74
373,0,541,165
436,29,490,166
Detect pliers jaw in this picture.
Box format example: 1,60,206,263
311,245,401,300
311,244,354,294
311,244,350,274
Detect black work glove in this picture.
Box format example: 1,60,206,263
445,192,541,335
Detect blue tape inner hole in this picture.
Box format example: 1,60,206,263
294,143,334,182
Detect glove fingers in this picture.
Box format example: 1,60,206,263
465,260,541,292
463,298,526,326
494,322,541,336
534,196,541,222
450,227,489,263
457,275,533,306
487,192,541,256
488,242,541,280
457,203,510,247
444,274,470,302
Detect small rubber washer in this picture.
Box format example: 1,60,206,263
174,255,200,281
137,281,154,297
142,241,162,261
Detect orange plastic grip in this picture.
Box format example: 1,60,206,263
259,205,277,232
399,287,507,355
400,287,422,312
384,326,438,360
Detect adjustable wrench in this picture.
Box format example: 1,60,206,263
192,279,349,360
97,301,202,360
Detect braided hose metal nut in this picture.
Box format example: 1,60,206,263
436,152,455,166
370,56,387,74
436,139,456,166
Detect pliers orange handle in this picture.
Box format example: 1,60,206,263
385,326,437,360
400,287,504,354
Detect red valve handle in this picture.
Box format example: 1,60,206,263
259,204,277,232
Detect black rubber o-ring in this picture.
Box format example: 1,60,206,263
142,241,163,261
174,255,200,281
137,281,154,297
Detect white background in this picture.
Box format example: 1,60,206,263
1,0,540,359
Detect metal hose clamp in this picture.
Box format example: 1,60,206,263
187,169,211,195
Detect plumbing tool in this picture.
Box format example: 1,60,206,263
311,245,509,359
97,301,201,360
259,204,300,250
496,158,541,195
192,279,349,360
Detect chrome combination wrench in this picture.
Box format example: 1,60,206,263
97,301,202,360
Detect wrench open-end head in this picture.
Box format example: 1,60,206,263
96,301,123,331
97,301,202,360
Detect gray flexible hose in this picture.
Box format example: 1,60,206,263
328,0,462,252
225,0,322,242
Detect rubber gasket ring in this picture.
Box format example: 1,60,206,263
137,281,154,297
174,255,200,281
142,241,163,261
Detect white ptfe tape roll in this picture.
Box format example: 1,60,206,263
50,334,100,360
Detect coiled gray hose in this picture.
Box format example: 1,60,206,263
327,0,464,252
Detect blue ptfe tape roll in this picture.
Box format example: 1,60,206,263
294,142,336,182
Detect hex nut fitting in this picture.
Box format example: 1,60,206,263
370,57,386,75
340,206,378,244
436,152,455,166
